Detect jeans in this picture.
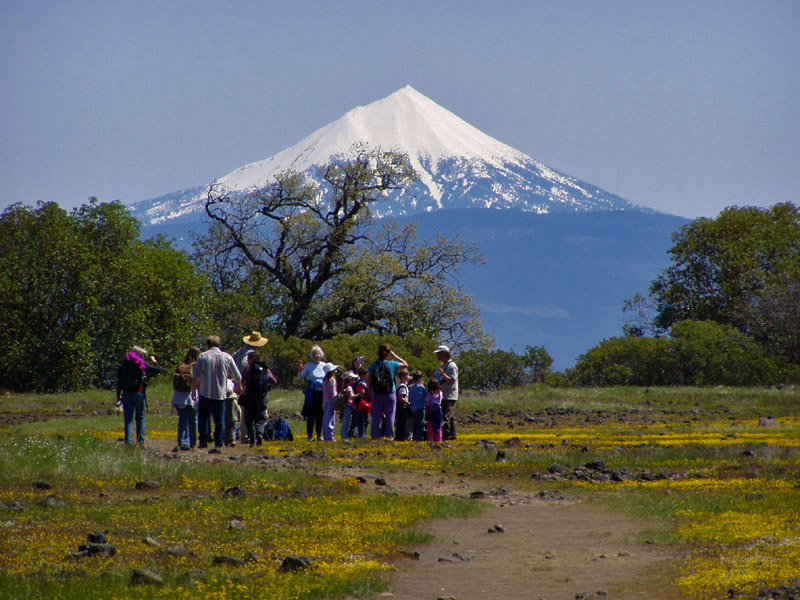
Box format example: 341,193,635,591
198,396,226,448
122,391,146,444
243,404,266,445
340,405,355,439
370,391,396,439
176,405,197,448
354,409,369,438
322,401,336,441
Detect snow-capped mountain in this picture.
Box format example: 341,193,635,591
131,85,648,225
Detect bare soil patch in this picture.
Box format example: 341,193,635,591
137,436,682,600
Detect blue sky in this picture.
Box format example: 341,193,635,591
1,0,798,218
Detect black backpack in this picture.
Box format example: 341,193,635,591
249,362,271,400
372,362,393,394
118,360,145,391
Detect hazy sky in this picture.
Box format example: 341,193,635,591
2,1,798,219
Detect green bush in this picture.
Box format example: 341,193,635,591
570,320,799,387
458,345,552,390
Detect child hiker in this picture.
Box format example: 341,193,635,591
425,378,443,442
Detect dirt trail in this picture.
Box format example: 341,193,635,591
388,491,678,600
140,437,681,600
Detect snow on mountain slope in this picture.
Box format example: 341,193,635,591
132,85,648,225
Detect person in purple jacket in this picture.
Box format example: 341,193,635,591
366,343,408,439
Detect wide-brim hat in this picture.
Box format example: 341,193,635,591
243,331,268,347
324,363,341,374
343,370,358,380
434,345,450,355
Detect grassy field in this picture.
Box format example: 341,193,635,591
1,383,798,599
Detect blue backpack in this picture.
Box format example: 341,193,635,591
265,418,293,441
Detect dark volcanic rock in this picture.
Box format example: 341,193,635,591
279,555,313,572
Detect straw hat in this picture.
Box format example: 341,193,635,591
243,331,268,347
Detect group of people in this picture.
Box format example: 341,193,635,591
116,332,276,451
116,333,458,449
298,342,459,442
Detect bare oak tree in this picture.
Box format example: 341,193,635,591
193,144,491,351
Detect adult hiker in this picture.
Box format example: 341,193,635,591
116,346,164,445
434,344,459,441
192,335,241,453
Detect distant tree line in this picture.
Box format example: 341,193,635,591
3,154,796,392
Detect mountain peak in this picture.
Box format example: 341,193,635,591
132,86,649,225
217,85,527,194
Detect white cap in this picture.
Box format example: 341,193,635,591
434,345,450,354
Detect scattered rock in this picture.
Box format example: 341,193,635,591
495,450,507,461
40,495,67,508
469,490,485,499
86,531,108,544
143,537,161,547
77,543,117,557
400,550,420,560
6,500,24,512
223,486,245,498
758,417,779,427
33,481,52,490
548,464,565,475
537,490,569,501
166,544,189,557
503,437,520,447
134,480,160,491
131,567,163,585
488,524,504,533
374,477,387,486
229,518,247,531
279,555,313,572
213,555,246,566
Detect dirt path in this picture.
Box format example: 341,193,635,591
388,491,678,600
141,437,681,600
